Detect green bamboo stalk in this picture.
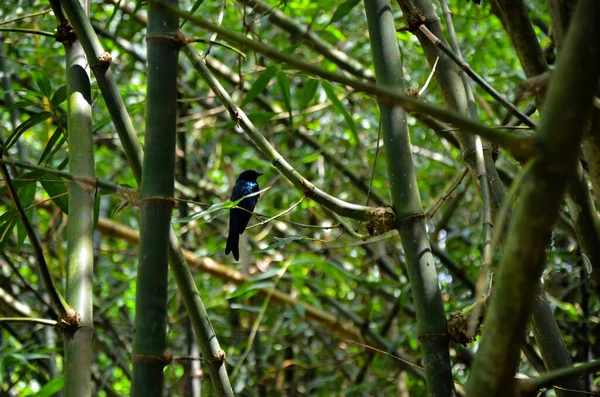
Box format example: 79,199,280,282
492,0,599,392
438,0,492,337
63,1,95,393
395,0,508,230
131,1,179,395
59,0,144,180
363,1,454,396
530,292,584,396
0,159,70,318
466,1,600,395
57,1,234,393
519,359,600,394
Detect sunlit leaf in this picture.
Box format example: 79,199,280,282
322,81,358,144
27,67,53,98
4,112,53,152
297,78,319,110
276,69,292,114
328,0,361,26
51,85,67,107
228,280,274,299
241,65,278,107
31,376,64,397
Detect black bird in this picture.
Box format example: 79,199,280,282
226,170,262,261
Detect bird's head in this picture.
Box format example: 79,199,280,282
238,170,262,182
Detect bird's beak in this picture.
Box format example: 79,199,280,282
258,172,263,177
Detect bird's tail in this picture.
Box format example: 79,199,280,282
225,231,240,261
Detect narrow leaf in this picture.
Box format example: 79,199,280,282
31,376,64,397
0,216,16,252
1,100,36,115
228,280,274,299
241,65,278,107
276,69,292,113
28,67,53,98
253,236,305,254
38,127,66,165
4,112,53,152
173,201,233,223
322,81,358,143
39,175,69,214
181,0,206,28
297,78,319,110
51,85,67,107
16,182,37,251
328,0,362,26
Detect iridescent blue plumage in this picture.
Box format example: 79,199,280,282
225,170,262,261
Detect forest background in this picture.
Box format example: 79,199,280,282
0,0,599,396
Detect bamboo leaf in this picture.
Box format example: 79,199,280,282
241,65,278,107
322,81,358,143
16,181,37,251
0,213,17,252
253,236,305,254
181,0,206,27
276,69,292,113
297,78,319,110
4,112,53,152
38,127,66,165
228,280,274,299
1,100,36,115
28,67,53,98
39,174,69,214
50,85,67,107
173,201,233,223
328,0,362,26
31,376,64,397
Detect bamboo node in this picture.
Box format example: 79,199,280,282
213,349,226,363
365,207,396,236
56,307,81,334
404,10,426,34
146,33,185,48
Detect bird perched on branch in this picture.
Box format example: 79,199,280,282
225,170,262,261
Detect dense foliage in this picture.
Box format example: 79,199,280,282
0,0,598,396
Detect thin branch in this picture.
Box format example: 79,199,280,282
417,25,536,129
0,317,58,327
152,0,539,161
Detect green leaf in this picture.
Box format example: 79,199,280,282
253,236,305,254
328,0,362,26
248,112,277,124
31,376,64,397
0,215,16,252
297,78,319,110
181,0,206,28
228,280,274,299
39,174,69,214
249,267,282,282
241,65,277,107
301,152,320,164
1,100,36,115
322,81,358,143
38,127,66,165
276,69,292,113
51,85,67,107
28,67,53,98
16,181,37,251
4,112,53,152
173,201,233,223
